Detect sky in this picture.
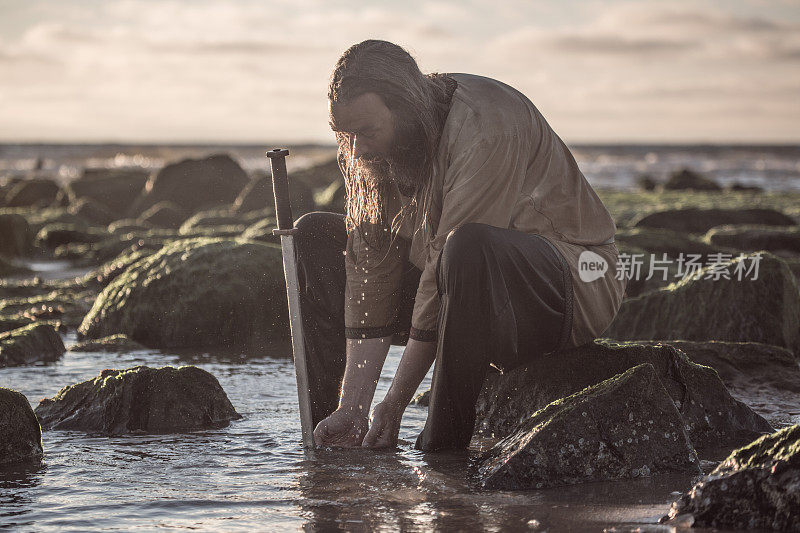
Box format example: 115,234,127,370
0,0,799,144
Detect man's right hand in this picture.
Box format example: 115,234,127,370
313,407,369,447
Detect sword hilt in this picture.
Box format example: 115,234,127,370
267,148,292,230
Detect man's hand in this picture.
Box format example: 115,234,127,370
362,400,404,448
313,408,369,447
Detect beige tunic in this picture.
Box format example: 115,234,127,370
344,72,626,348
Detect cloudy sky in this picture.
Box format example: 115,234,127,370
1,0,798,144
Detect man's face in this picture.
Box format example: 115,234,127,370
329,92,421,195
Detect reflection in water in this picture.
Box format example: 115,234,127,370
0,462,45,529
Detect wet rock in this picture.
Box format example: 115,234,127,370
478,364,702,490
664,424,800,531
68,334,145,353
704,224,800,257
729,181,764,192
35,223,108,249
615,242,680,298
0,256,32,277
410,389,430,407
604,252,800,355
66,169,149,213
0,388,43,466
626,340,800,428
636,174,658,191
108,218,153,235
130,154,249,216
0,287,95,329
78,247,155,289
34,365,242,434
0,323,65,367
240,217,279,244
178,208,243,234
68,197,117,226
475,339,772,447
79,237,288,348
291,156,344,190
0,213,33,257
663,168,722,191
615,227,726,258
633,207,796,235
0,313,35,334
3,178,61,207
233,174,315,216
137,201,188,229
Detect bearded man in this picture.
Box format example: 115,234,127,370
292,39,625,452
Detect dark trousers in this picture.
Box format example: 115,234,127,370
293,211,573,451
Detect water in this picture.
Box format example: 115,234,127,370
0,332,707,531
2,143,800,191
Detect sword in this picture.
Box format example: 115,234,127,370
267,148,315,453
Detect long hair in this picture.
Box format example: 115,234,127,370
328,39,456,251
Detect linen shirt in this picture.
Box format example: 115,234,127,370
343,73,626,347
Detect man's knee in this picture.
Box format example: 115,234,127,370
436,223,494,289
294,211,344,239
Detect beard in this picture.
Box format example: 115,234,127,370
353,126,426,197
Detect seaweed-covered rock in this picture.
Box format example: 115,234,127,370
108,218,153,235
410,389,430,407
137,201,187,229
0,287,96,329
664,425,800,531
68,334,145,353
633,208,796,234
0,388,43,466
0,213,33,257
663,168,722,191
4,178,61,207
478,364,702,490
35,223,108,249
68,197,117,226
34,365,242,434
615,227,725,257
66,169,149,213
233,174,315,216
178,208,242,234
0,323,65,367
240,217,279,244
704,224,800,256
130,154,249,216
474,339,772,447
78,238,288,348
604,252,800,355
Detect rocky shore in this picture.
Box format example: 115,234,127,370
2,156,799,529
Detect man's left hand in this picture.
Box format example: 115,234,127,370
362,401,403,448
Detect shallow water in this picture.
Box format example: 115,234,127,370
0,332,719,532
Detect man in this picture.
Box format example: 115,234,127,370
293,39,625,452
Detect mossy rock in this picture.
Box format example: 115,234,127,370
34,365,242,434
665,424,800,531
0,388,43,466
633,208,796,235
0,323,65,367
240,217,279,244
703,224,800,256
233,174,315,216
66,169,148,213
79,237,288,348
178,208,243,234
0,213,33,257
0,255,32,278
0,287,96,329
604,252,800,355
129,154,249,216
291,156,344,190
78,246,156,289
137,201,188,230
478,364,701,490
4,178,61,207
67,334,145,353
68,197,117,226
615,242,680,298
615,227,726,257
35,223,109,249
474,338,772,448
314,179,346,214
108,218,153,235
663,168,722,191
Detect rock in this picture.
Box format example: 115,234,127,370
0,213,33,257
615,242,680,298
615,227,726,258
625,340,800,428
0,287,95,329
233,174,315,217
604,252,800,355
35,365,242,434
410,389,430,407
108,218,153,235
35,223,108,250
0,388,43,466
68,334,145,353
292,156,344,190
68,197,117,226
3,178,61,207
664,424,800,531
66,169,149,213
240,217,279,244
633,208,796,235
729,182,764,192
0,314,34,334
178,208,242,234
474,339,772,447
0,323,65,367
704,224,800,257
130,154,249,216
0,255,32,277
79,238,288,348
663,168,722,191
137,201,187,229
78,247,155,289
478,364,702,490
636,174,658,191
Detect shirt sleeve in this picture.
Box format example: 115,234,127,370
409,132,530,340
344,220,411,339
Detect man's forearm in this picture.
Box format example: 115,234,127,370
383,338,437,407
338,336,393,416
